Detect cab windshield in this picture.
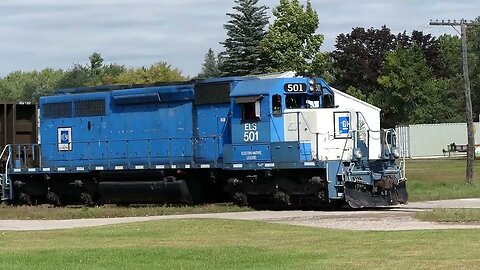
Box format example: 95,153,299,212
286,94,321,109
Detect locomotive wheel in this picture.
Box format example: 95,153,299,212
47,191,61,206
80,192,94,206
18,192,32,205
232,192,248,207
273,191,291,206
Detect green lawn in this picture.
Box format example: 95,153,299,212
1,219,480,269
406,159,480,201
0,204,249,220
416,208,480,223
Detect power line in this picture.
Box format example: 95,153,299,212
430,18,480,184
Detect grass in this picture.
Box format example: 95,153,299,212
0,204,250,220
416,208,480,223
406,159,480,201
1,219,480,269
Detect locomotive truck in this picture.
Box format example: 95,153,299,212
0,76,408,208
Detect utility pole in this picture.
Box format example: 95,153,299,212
430,19,480,184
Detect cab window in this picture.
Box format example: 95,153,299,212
286,95,302,109
272,94,282,116
242,101,260,121
306,95,320,108
235,96,262,122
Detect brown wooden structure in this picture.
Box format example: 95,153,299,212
0,103,38,151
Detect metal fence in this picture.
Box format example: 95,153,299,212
396,122,480,158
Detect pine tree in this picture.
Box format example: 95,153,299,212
261,0,324,74
220,0,269,76
197,48,221,78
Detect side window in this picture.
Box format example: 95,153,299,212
272,94,282,116
235,96,262,122
242,101,260,121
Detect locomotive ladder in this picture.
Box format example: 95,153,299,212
0,145,12,201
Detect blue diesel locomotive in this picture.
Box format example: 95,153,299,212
0,76,407,208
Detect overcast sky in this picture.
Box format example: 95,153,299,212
0,0,479,77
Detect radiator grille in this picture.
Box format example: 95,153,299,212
74,99,106,116
42,102,72,118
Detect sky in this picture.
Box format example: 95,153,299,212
0,0,479,77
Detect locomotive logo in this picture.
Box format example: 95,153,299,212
334,112,351,139
58,127,72,151
60,131,69,143
339,117,350,135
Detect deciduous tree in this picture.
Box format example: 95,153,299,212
0,68,64,102
113,62,185,85
376,45,459,126
261,0,324,75
332,26,396,97
57,53,126,88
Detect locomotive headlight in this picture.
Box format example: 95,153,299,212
353,148,363,160
391,147,401,159
308,79,316,92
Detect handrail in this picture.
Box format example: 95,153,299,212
1,145,12,200
0,144,10,162
0,145,9,190
5,148,11,184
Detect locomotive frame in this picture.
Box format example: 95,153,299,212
0,76,408,208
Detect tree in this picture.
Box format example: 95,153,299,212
0,69,64,102
346,86,366,101
332,26,396,97
197,48,221,78
396,30,441,77
436,34,462,78
89,52,104,72
331,27,458,126
0,71,30,101
57,53,126,88
376,45,459,126
310,52,337,84
261,0,324,75
0,53,184,102
26,68,65,102
100,63,128,85
88,52,105,84
220,0,269,76
112,62,185,85
56,64,91,89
